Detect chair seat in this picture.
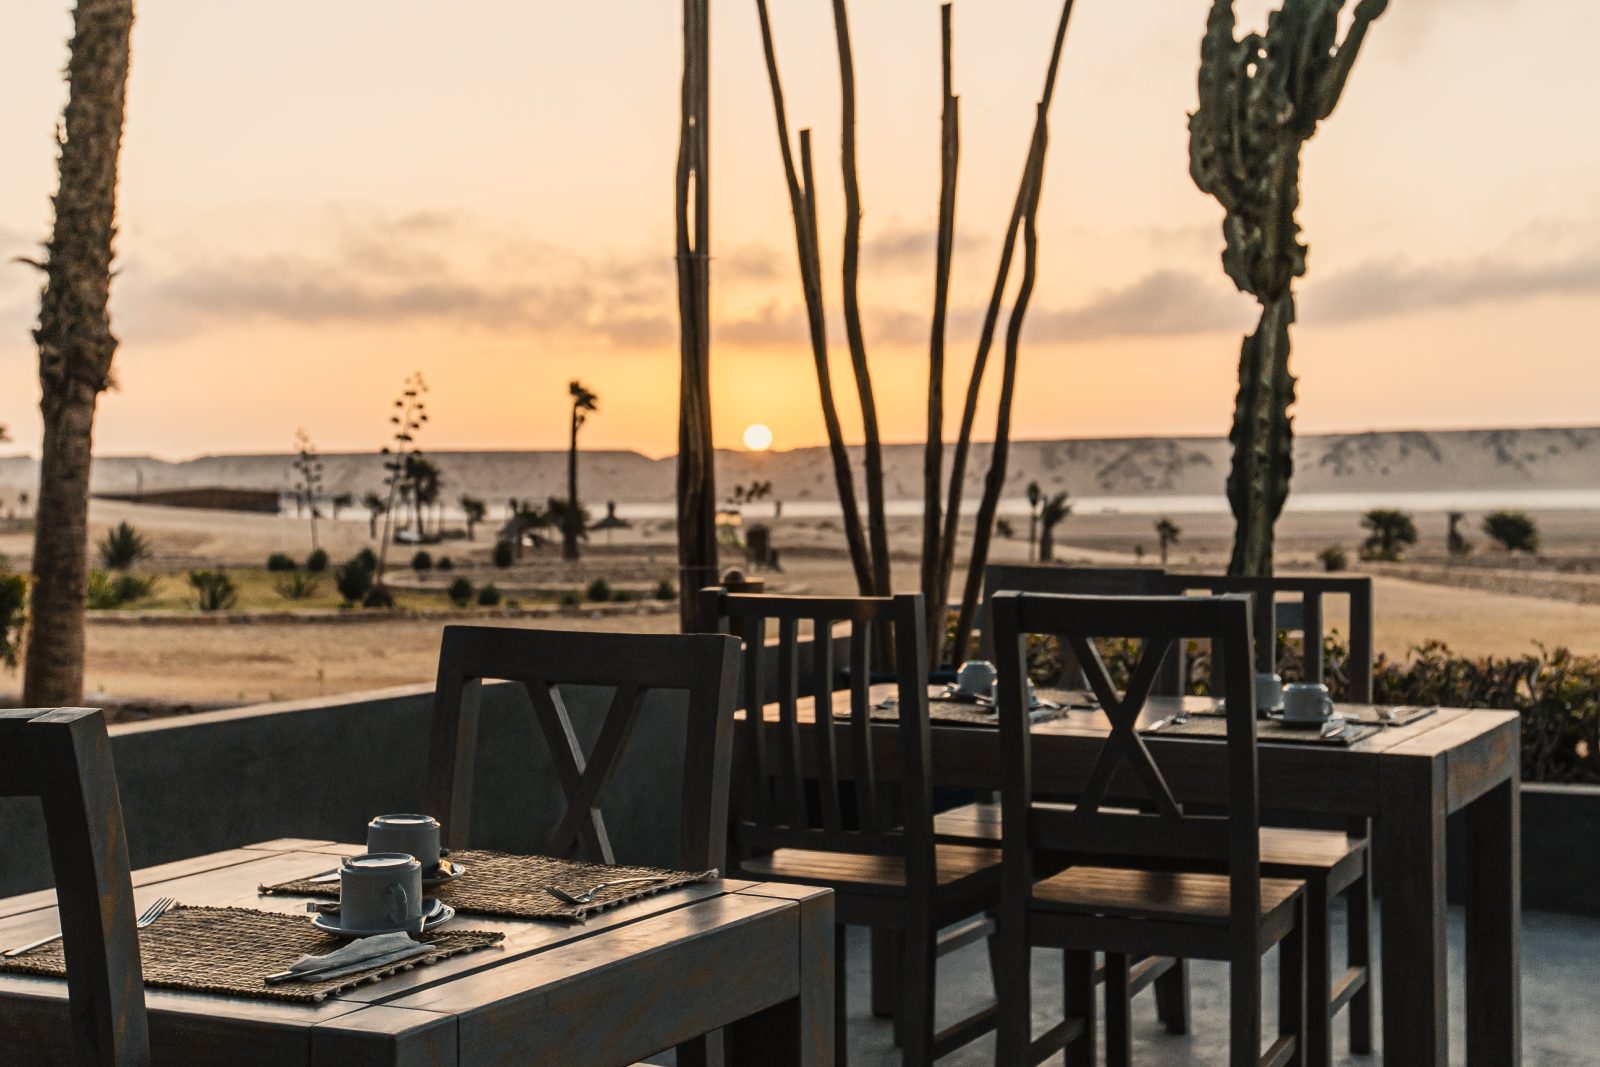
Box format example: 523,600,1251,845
938,803,1365,883
736,843,1001,897
1032,866,1303,926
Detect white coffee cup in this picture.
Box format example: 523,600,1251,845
1255,672,1284,712
339,853,423,932
955,660,998,697
1282,682,1334,723
367,814,442,873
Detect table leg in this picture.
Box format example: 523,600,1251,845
1377,755,1448,1065
1465,776,1520,1066
729,889,834,1066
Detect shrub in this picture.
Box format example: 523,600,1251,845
586,578,612,603
188,570,237,612
87,570,155,609
274,571,322,601
653,579,676,601
266,552,298,572
436,556,454,571
1319,546,1349,573
335,557,375,606
98,522,151,570
492,540,515,568
475,583,502,607
0,568,28,669
1359,509,1417,561
447,577,474,607
354,547,378,572
1482,510,1539,553
363,585,395,609
612,589,634,603
411,550,434,572
306,548,330,573
560,590,582,608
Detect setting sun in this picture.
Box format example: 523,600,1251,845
742,423,773,451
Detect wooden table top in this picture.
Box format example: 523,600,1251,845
0,840,829,1065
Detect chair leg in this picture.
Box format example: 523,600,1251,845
1105,953,1132,1067
1154,957,1191,1035
898,920,938,1067
1278,897,1308,1067
836,925,850,1067
1347,865,1374,1056
872,929,902,1019
1065,950,1098,1067
1304,883,1332,1067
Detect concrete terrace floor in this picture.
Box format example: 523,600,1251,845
838,907,1600,1066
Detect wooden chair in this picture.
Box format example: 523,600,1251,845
991,593,1307,1067
698,589,1000,1066
1160,573,1375,1063
975,564,1169,662
424,625,741,869
0,708,148,1066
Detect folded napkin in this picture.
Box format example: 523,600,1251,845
281,931,431,983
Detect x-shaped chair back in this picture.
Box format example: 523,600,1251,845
0,708,148,1066
992,593,1265,933
697,589,936,886
1161,573,1375,702
425,626,740,870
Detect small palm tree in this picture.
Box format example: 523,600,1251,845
1155,517,1181,566
564,380,598,562
1483,510,1538,554
1447,511,1472,556
1025,481,1043,561
1360,509,1418,561
459,495,487,541
1037,491,1072,562
362,491,388,539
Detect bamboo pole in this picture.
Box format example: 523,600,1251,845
675,0,718,628
921,2,959,659
754,0,875,593
830,0,891,598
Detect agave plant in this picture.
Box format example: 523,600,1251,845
97,521,151,570
274,571,322,602
188,570,237,612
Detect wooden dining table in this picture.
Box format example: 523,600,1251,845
0,839,832,1066
745,688,1521,1066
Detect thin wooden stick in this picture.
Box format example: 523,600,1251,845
754,0,875,593
831,0,891,598
922,2,959,660
937,0,1078,660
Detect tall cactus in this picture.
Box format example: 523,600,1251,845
1189,0,1387,576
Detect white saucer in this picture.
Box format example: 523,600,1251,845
312,898,454,938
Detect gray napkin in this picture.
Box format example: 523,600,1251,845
285,931,431,982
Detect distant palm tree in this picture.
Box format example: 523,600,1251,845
362,491,388,539
459,495,487,540
1037,491,1072,562
23,0,135,706
405,455,441,539
1026,481,1042,561
564,381,598,561
1155,517,1181,566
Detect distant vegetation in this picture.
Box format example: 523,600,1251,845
1360,509,1417,561
189,571,237,612
274,571,322,601
98,522,151,570
1483,510,1539,553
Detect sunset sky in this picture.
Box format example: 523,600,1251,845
1,1,1596,459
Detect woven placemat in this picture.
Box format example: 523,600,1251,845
0,905,503,1004
1140,716,1379,747
850,698,1067,728
261,851,717,923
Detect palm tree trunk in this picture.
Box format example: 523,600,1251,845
564,407,581,561
1226,293,1296,577
23,0,134,707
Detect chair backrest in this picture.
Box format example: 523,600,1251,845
979,564,1178,693
0,708,148,1066
1160,573,1374,701
992,593,1262,935
425,626,741,869
697,589,935,886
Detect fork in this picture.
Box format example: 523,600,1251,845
4,896,175,958
544,877,672,906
